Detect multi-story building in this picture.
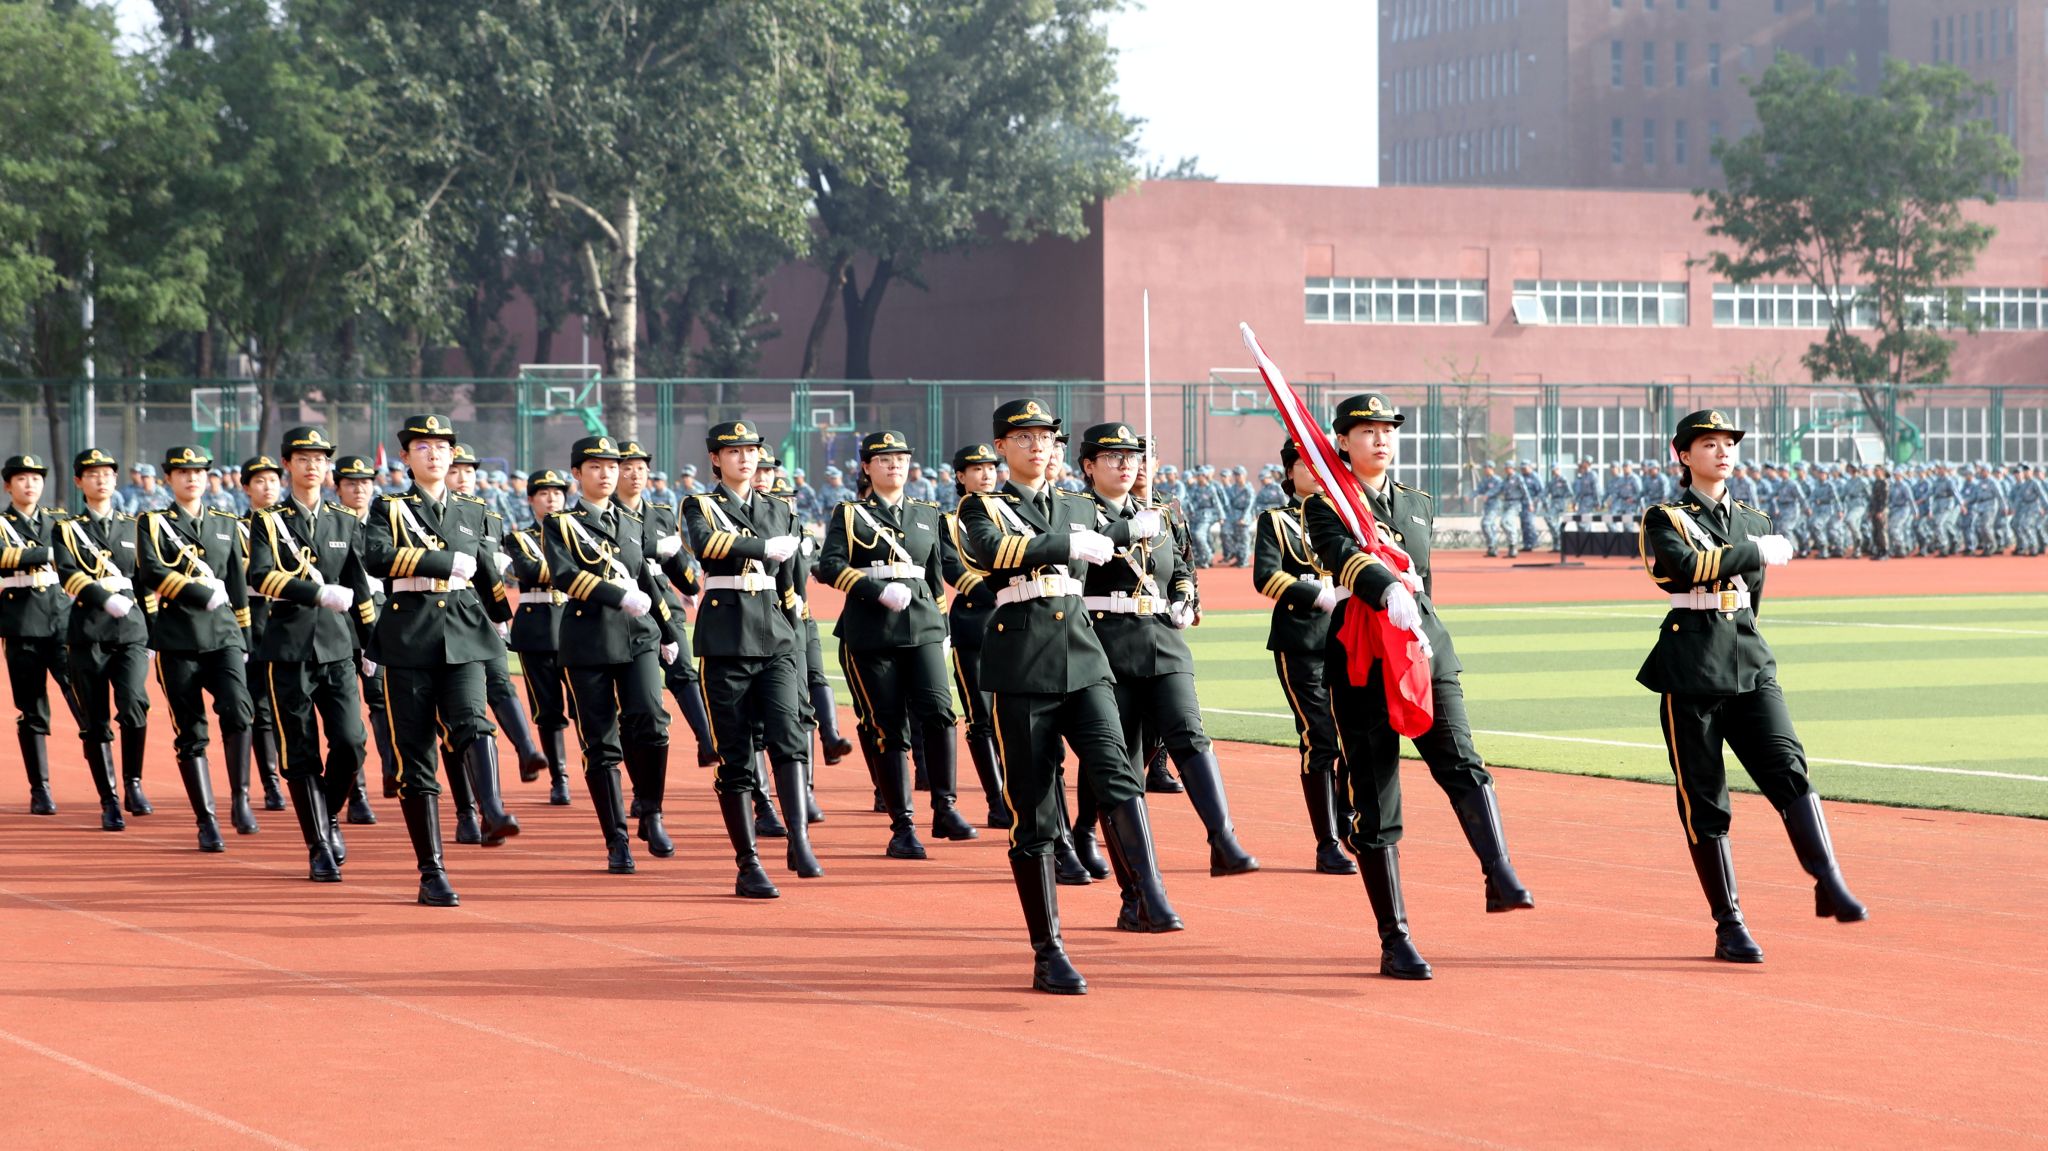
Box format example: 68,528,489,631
1887,2,2037,197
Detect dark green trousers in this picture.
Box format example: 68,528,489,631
153,647,252,759
702,652,808,795
990,681,1140,860
1658,678,1814,843
263,657,367,787
68,638,149,743
384,662,491,799
1325,644,1491,851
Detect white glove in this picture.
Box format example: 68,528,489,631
660,641,680,665
492,549,514,573
877,582,913,612
1068,529,1114,565
317,584,354,613
1396,568,1424,595
655,534,683,560
1754,534,1794,567
1313,586,1338,614
680,594,700,612
104,593,134,619
360,656,378,678
762,535,800,563
620,589,653,618
1129,508,1163,540
1382,582,1423,632
448,551,478,580
1168,601,1193,629
497,621,511,640
204,581,230,611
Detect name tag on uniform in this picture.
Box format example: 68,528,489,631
119,541,134,549
1411,515,1427,526
458,525,474,535
214,532,230,541
327,539,346,549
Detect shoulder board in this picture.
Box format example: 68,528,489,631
454,493,487,506
324,501,348,514
618,505,642,521
911,499,938,508
1000,493,1020,504
208,507,238,518
1392,482,1431,500
114,512,134,522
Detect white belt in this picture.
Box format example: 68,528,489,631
366,576,384,595
391,575,472,593
1671,589,1751,611
1296,576,1352,602
521,586,567,606
864,562,925,580
0,571,56,590
1082,593,1170,615
703,573,772,594
98,575,134,593
994,572,1085,606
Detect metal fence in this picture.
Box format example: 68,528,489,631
8,377,2047,515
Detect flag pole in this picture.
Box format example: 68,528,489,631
1142,290,1153,473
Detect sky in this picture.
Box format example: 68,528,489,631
111,0,1379,188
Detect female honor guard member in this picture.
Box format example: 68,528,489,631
335,454,396,813
55,448,151,830
502,469,575,805
544,436,688,875
682,420,817,896
1252,437,1355,876
137,445,256,853
941,442,1010,829
818,429,976,859
1638,410,1867,963
246,427,377,882
2,452,81,815
616,441,720,772
956,398,1184,996
1076,423,1258,878
1304,395,1534,981
449,443,550,804
238,455,288,828
363,414,520,907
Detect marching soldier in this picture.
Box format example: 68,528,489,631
237,456,289,828
54,448,151,829
615,441,720,772
246,427,377,882
450,443,550,800
817,429,977,859
956,398,1184,996
763,459,835,825
1075,423,1257,877
2,452,81,815
682,420,817,896
544,436,688,875
334,454,395,813
1638,411,1867,963
1304,394,1535,981
501,468,575,806
363,414,520,908
136,445,256,852
1251,437,1355,876
940,443,1010,828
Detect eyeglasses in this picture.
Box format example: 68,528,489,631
1005,432,1057,447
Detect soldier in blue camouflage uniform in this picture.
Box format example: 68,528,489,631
1501,461,1538,557
1571,458,1602,513
1767,463,1810,554
1474,463,1505,556
1841,463,1872,556
1184,467,1220,567
1965,464,2008,555
1603,461,1641,521
1542,464,1571,553
1927,463,1966,555
1225,466,1256,565
2012,463,2046,556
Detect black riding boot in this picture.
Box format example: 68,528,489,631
775,758,823,878
255,731,286,811
1012,855,1086,995
1098,797,1185,933
492,689,549,785
879,749,926,859
1143,744,1182,793
400,793,458,906
812,681,853,764
347,764,378,824
177,755,225,852
543,727,572,805
121,726,152,815
804,757,823,825
717,789,780,898
753,753,787,838
1051,782,1091,885
926,723,977,841
1172,748,1259,876
585,763,634,874
629,743,675,858
287,777,341,882
966,732,1009,829
1781,795,1869,923
671,683,719,768
22,729,56,814
462,739,521,846
1300,771,1355,875
83,740,123,830
1070,785,1111,880
1359,846,1432,979
1451,783,1534,912
443,743,481,845
1687,836,1764,963
223,729,259,834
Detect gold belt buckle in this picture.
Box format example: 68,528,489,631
742,572,764,593
1718,589,1738,612
1037,572,1063,598
1134,594,1155,615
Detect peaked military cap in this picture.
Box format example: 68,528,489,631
450,442,480,466
240,455,282,480
527,468,571,492
1672,409,1746,452
161,445,213,472
1076,422,1144,459
617,440,652,462
398,413,456,447
4,453,50,479
860,429,913,461
952,443,999,470
72,448,119,476
1332,392,1405,434
281,425,336,456
570,435,623,466
333,455,377,480
992,397,1060,438
706,420,764,450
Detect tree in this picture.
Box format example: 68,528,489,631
1698,56,2020,448
1143,154,1214,181
804,0,1139,379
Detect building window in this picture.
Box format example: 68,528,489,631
1773,0,1783,13
1642,41,1656,86
1675,118,1689,165
1611,40,1624,87
1814,0,1824,14
1612,117,1625,163
1675,41,1688,87
1708,0,1718,9
1305,278,1488,326
1977,11,1985,61
1708,43,1720,87
1512,280,1689,326
1742,43,1754,71
1643,117,1657,164
1931,18,1940,61
1713,283,1873,328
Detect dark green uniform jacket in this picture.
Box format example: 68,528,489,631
56,509,148,647
940,509,995,648
1635,490,1777,696
816,494,949,651
0,504,69,638
1303,479,1461,675
502,525,560,653
953,482,1118,694
679,486,800,658
246,499,376,663
135,504,252,653
360,486,508,667
1252,497,1334,656
542,500,682,666
1079,491,1195,681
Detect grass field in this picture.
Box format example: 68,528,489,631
1172,593,2048,819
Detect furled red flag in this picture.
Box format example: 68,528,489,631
1240,324,1435,737
374,443,387,472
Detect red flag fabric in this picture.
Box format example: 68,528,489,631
1240,324,1435,737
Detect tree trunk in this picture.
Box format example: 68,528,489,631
196,322,213,379
43,382,64,469
534,321,555,366
800,252,849,380
606,191,640,440
840,255,894,381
